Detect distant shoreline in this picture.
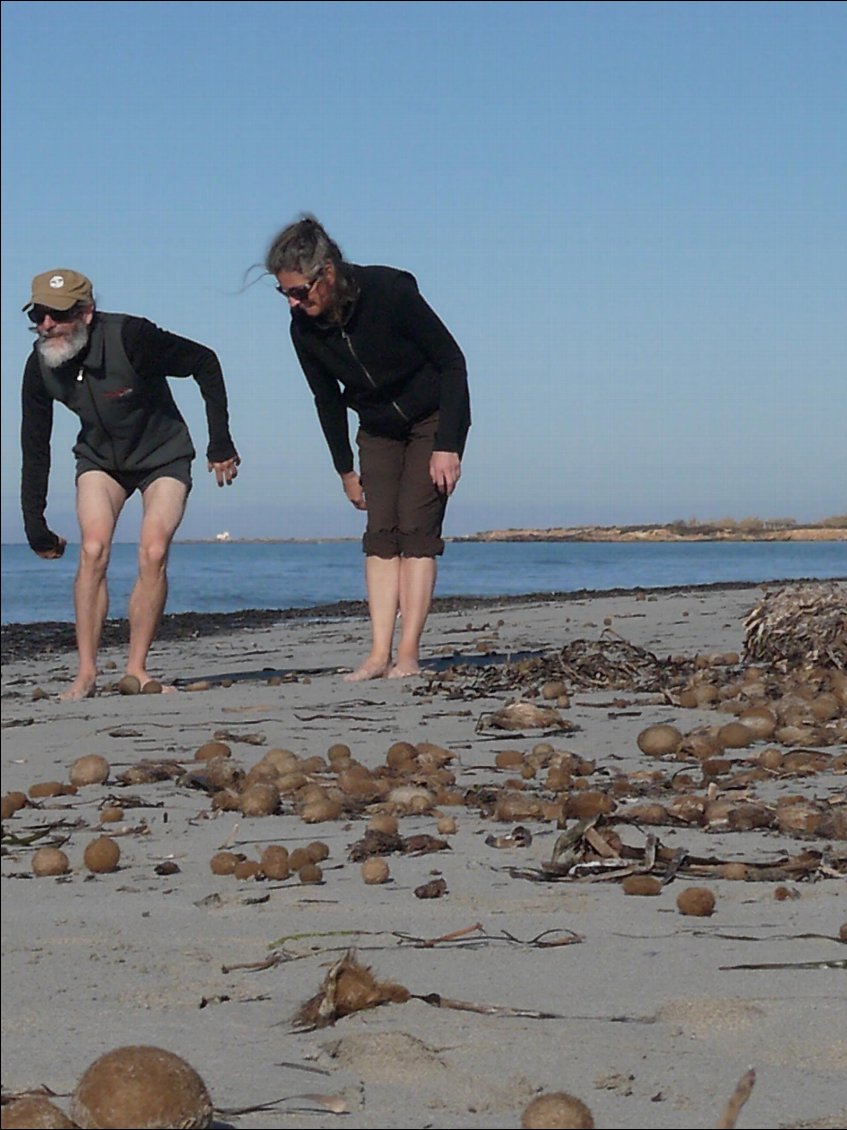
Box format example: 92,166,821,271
174,525,847,546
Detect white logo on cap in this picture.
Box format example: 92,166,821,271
49,275,66,289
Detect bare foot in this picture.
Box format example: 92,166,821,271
343,659,391,682
387,660,421,679
58,676,98,702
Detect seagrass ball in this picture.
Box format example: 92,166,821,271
327,742,352,764
521,1091,595,1128
83,836,121,874
636,724,683,757
495,748,525,769
300,796,343,823
32,846,71,877
260,844,290,880
140,680,163,695
29,781,66,799
194,740,231,761
758,747,783,770
676,886,716,917
239,782,280,817
298,862,323,884
99,806,124,824
722,863,749,881
436,815,457,835
209,851,243,876
0,1094,77,1128
70,1045,213,1129
259,747,298,773
69,754,110,787
368,813,399,836
361,857,390,884
717,722,755,750
622,874,662,896
288,847,310,871
232,859,261,880
1,791,28,820
117,674,141,696
306,840,330,862
386,740,418,769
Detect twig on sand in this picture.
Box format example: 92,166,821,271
716,1068,756,1129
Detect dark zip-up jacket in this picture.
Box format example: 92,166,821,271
20,312,237,553
290,265,470,474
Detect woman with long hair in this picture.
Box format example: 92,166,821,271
265,216,470,680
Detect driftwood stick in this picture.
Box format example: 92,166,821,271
716,1067,756,1129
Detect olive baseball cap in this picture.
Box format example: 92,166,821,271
23,269,94,312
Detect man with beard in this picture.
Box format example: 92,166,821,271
20,268,241,701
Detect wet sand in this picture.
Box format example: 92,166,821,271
1,583,845,1129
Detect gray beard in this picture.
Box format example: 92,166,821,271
36,322,90,369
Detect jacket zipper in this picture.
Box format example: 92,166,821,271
340,330,409,422
78,367,120,470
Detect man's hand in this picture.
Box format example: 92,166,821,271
341,470,367,510
36,535,67,560
430,451,461,495
208,454,241,487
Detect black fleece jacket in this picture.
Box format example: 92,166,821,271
289,265,470,474
20,313,237,553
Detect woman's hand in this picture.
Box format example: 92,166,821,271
341,471,367,509
208,453,241,486
430,451,461,495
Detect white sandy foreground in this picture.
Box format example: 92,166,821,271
1,585,845,1130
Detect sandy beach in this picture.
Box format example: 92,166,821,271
2,583,845,1130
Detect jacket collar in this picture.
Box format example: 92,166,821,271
78,314,106,370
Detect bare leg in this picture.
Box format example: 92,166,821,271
124,477,188,689
388,556,436,678
59,472,127,701
343,555,401,681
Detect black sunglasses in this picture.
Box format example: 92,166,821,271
276,268,324,302
28,304,82,325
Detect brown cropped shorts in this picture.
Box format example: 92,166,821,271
357,413,448,558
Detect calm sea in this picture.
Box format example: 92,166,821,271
1,539,844,625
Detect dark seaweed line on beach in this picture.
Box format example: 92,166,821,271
3,577,842,666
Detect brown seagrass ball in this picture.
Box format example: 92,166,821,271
232,859,261,880
636,724,683,757
676,886,716,917
209,851,243,876
194,740,231,761
29,781,66,799
306,840,330,862
239,782,280,817
69,754,110,787
260,845,290,880
521,1091,595,1128
298,862,323,884
71,1045,213,1129
0,1094,77,1128
622,874,662,896
361,857,390,884
31,846,71,877
368,813,399,836
117,674,141,696
83,836,121,874
2,791,28,819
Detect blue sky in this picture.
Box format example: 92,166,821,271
1,1,844,542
